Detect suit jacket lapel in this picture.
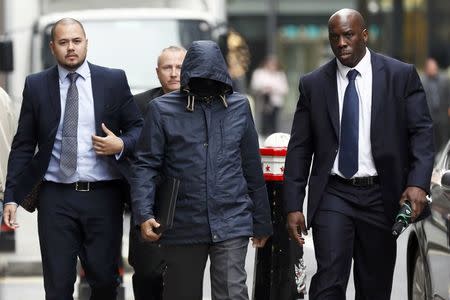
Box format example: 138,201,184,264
325,59,340,139
370,51,385,132
89,63,105,136
47,66,61,122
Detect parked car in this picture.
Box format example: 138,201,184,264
407,140,450,300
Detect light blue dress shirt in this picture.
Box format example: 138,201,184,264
44,60,121,183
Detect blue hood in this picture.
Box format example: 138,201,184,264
180,40,233,95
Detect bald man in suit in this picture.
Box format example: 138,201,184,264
283,9,434,299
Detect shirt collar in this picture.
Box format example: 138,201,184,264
336,48,371,79
58,59,90,82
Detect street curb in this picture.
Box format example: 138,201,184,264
0,257,133,277
0,259,43,276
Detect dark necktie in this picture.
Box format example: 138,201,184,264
339,69,359,178
60,72,80,177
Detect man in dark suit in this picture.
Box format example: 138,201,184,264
129,45,185,300
283,9,434,299
2,18,142,300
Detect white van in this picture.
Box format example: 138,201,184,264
33,8,216,93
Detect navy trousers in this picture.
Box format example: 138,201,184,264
309,177,397,300
37,181,123,300
128,216,164,300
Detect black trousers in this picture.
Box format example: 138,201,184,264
37,181,123,300
128,216,164,300
309,177,397,300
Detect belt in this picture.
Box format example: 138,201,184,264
47,180,121,192
330,175,379,187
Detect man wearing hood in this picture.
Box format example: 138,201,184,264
130,40,273,300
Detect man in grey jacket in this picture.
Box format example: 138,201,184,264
130,40,272,300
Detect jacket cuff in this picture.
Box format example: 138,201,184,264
250,185,273,237
119,136,131,159
253,222,273,237
133,213,155,227
282,182,304,213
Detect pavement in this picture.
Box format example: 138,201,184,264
0,198,412,300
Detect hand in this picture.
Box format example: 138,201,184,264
400,186,428,221
92,123,124,156
287,211,307,246
3,204,19,229
251,236,270,248
140,218,161,241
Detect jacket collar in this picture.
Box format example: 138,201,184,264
47,61,105,136
324,59,339,139
369,50,385,131
88,62,105,136
325,49,385,140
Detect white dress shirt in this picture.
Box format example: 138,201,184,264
44,60,120,183
331,48,378,178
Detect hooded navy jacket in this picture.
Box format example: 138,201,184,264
130,41,272,244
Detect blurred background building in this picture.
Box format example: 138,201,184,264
1,0,449,102
227,0,450,114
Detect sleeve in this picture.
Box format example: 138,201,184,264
282,77,314,213
405,65,435,192
116,70,144,158
240,100,273,237
4,78,39,204
129,102,165,226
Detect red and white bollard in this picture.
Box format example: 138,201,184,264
253,133,306,300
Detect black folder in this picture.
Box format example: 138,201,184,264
154,177,180,234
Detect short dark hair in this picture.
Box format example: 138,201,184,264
51,18,86,41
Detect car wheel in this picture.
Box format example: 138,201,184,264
411,250,428,300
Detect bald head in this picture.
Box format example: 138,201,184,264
329,9,366,30
51,18,86,41
328,8,368,67
157,46,186,67
49,17,88,71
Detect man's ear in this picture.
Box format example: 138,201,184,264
49,41,55,55
362,28,369,44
